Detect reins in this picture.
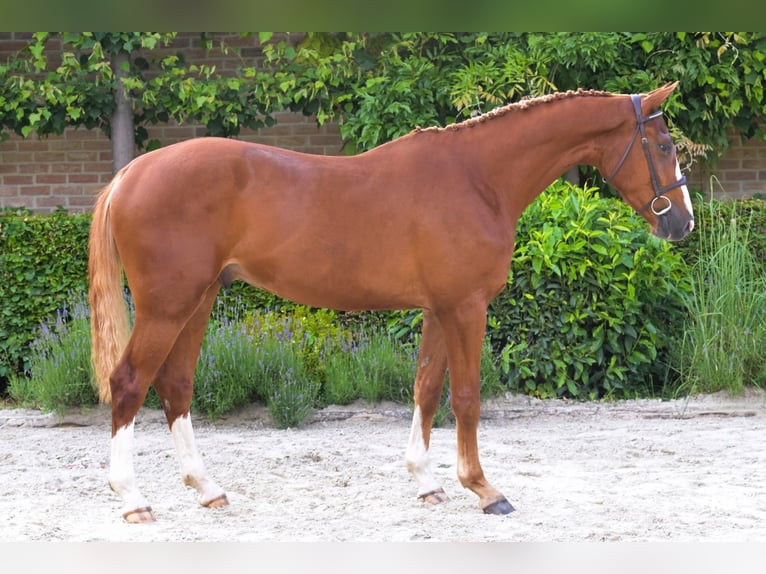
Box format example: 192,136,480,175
603,94,687,216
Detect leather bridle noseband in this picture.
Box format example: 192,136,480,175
603,94,687,216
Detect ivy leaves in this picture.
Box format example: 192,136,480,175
0,33,288,148
2,32,765,162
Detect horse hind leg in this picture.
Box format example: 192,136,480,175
108,316,191,523
152,284,229,510
109,418,153,523
108,281,222,523
405,310,451,505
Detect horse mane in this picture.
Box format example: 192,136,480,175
412,88,617,135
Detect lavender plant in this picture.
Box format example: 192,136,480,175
191,315,266,419
242,308,325,427
8,295,96,412
264,342,319,429
9,292,502,425
324,329,417,405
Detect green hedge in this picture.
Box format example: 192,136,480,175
0,207,302,392
487,182,690,400
0,208,91,386
5,192,766,401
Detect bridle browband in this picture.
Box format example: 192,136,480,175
603,94,687,216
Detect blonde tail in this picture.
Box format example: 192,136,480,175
89,177,129,404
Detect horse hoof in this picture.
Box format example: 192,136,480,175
482,497,515,515
203,494,230,509
418,488,450,505
123,507,156,523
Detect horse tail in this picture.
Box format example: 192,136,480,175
89,174,129,404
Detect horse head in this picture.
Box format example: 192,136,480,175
602,82,695,241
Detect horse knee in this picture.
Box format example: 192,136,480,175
450,393,480,426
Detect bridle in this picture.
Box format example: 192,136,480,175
602,94,687,216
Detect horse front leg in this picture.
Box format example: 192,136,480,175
405,310,450,504
440,302,515,515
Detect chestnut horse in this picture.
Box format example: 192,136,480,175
89,82,694,523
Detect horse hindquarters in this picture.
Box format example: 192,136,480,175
92,191,232,521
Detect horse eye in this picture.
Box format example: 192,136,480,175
658,143,671,154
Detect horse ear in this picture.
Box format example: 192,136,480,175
641,81,679,114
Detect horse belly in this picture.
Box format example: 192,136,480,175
229,246,424,312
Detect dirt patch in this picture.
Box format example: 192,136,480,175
2,389,766,541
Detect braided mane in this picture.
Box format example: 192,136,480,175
412,88,616,134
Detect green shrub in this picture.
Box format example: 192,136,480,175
242,305,351,386
322,348,360,406
0,208,91,389
191,304,335,424
478,339,504,399
488,181,690,400
7,296,96,412
213,282,291,323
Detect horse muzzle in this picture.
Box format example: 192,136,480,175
652,209,695,242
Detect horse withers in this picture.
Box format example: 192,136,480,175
89,82,693,523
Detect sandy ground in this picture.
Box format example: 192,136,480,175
2,389,766,543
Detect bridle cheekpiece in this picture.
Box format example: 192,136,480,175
603,94,687,216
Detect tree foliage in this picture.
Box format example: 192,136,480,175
2,32,765,165
264,32,766,164
1,32,289,151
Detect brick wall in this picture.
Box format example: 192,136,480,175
0,115,344,213
1,129,113,212
0,32,344,213
2,32,765,212
686,127,766,200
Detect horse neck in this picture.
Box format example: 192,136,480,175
455,94,628,212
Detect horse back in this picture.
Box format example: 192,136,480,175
106,137,511,311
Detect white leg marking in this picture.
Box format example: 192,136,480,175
170,413,227,506
109,420,152,514
676,161,694,223
405,406,443,497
